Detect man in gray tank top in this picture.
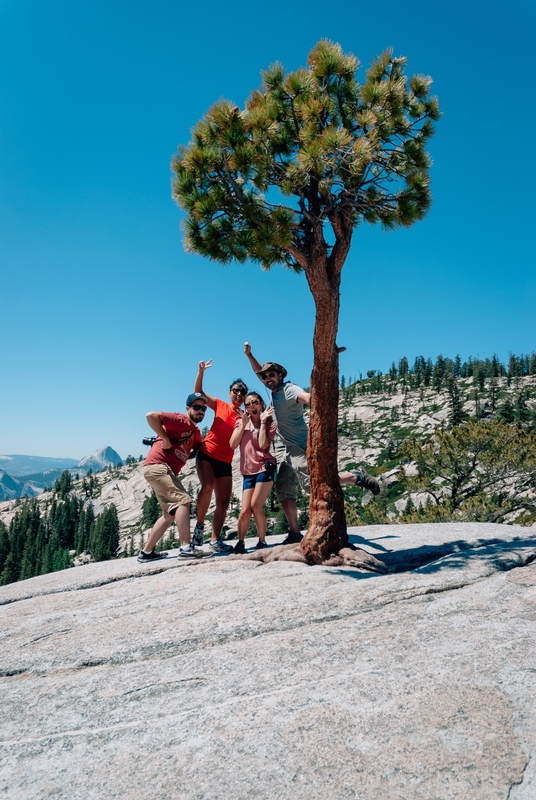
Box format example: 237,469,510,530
244,343,380,545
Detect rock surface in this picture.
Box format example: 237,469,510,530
1,522,536,799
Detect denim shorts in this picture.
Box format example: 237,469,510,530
242,463,277,490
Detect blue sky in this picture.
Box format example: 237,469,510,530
1,0,535,460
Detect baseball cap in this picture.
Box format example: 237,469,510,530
186,392,208,407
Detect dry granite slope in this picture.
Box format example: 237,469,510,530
1,522,536,799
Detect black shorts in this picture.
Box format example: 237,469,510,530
196,450,232,478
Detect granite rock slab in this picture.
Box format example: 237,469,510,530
1,522,536,799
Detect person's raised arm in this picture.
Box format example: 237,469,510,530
194,359,217,410
229,408,249,449
244,342,263,376
146,412,172,450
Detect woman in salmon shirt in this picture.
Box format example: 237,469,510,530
192,359,247,553
229,392,276,554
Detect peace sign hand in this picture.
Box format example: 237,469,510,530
198,359,213,372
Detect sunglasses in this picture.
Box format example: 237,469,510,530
231,387,247,394
191,404,206,411
244,400,260,407
262,371,279,379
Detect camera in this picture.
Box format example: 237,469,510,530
142,437,157,446
264,462,277,480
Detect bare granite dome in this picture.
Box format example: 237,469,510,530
78,446,123,473
1,522,535,799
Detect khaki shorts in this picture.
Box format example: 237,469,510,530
275,445,310,502
143,464,191,516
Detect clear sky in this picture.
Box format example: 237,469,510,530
1,0,535,460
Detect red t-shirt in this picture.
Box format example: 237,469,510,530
144,412,202,475
199,398,240,464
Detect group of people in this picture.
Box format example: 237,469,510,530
137,343,380,563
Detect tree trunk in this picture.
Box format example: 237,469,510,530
300,258,347,564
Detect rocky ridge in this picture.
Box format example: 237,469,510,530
1,375,535,551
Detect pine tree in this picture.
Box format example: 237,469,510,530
141,491,160,529
448,379,465,426
89,505,120,561
54,470,72,499
0,521,9,576
172,40,439,563
499,398,515,423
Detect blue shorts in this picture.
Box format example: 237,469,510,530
242,465,277,491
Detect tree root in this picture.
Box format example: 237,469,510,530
226,543,388,573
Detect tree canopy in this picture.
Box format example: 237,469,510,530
172,40,440,272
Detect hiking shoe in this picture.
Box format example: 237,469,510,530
233,540,246,554
178,547,213,559
192,523,205,548
280,532,303,546
208,539,233,553
255,540,268,550
351,468,380,496
137,550,169,563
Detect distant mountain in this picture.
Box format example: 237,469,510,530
0,454,79,476
0,447,123,500
0,471,46,502
78,446,123,473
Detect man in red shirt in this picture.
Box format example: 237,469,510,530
138,393,213,562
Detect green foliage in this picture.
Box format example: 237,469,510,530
89,505,120,561
173,40,439,271
399,419,536,523
448,379,466,426
0,489,120,585
54,470,72,499
141,491,160,529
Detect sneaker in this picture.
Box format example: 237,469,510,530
178,546,213,559
280,532,303,546
255,540,268,550
137,550,169,563
208,539,233,553
351,468,380,496
192,523,205,548
233,540,246,554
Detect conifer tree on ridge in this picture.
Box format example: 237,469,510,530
172,40,440,563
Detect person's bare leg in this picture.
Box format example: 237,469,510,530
280,497,300,534
211,475,232,542
237,488,254,542
339,468,380,494
196,460,215,525
251,481,273,542
174,503,192,546
143,512,173,553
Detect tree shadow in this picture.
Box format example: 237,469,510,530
343,535,536,576
348,533,398,553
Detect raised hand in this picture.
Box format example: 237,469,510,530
198,359,213,372
237,407,250,424
243,342,251,356
260,405,274,423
